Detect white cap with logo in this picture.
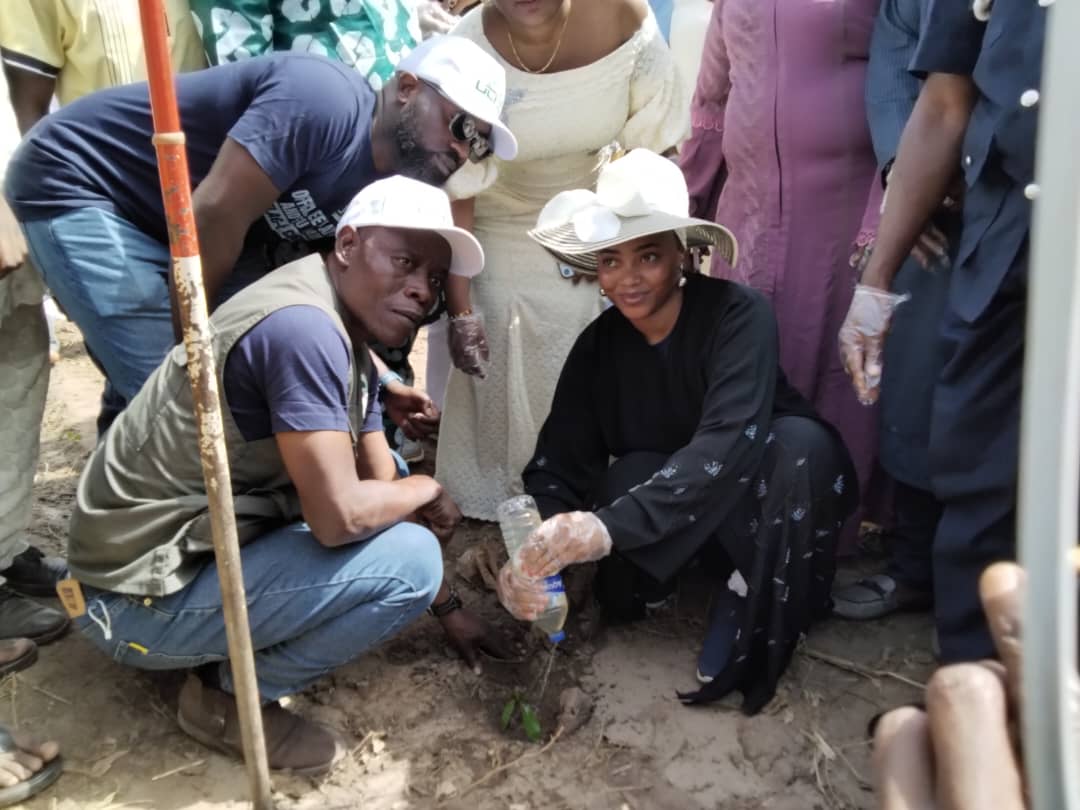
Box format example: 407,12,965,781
335,176,486,278
396,35,518,161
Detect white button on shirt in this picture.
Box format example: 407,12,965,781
1024,183,1041,200
1020,89,1040,107
965,155,973,167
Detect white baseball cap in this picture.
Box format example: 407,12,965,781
336,176,485,278
396,35,518,161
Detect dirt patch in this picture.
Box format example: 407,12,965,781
11,322,933,809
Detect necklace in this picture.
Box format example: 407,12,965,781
506,2,572,74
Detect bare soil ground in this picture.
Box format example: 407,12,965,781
10,321,935,810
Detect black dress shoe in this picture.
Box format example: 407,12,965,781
0,588,69,645
1,548,67,597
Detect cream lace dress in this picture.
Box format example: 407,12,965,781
434,7,689,519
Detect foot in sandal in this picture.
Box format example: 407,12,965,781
0,727,61,807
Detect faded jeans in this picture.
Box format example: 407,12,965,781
74,520,443,700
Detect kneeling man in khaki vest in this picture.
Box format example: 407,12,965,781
62,177,503,774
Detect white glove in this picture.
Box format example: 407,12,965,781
838,284,910,406
517,512,613,579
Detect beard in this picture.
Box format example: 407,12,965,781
394,105,460,186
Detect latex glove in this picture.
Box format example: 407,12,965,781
0,196,28,279
448,312,490,378
838,284,909,406
496,561,549,622
517,512,613,579
417,1,456,38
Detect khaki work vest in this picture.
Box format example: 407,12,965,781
68,254,371,596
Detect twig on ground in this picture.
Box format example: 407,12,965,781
150,759,206,781
800,648,926,691
438,725,565,804
17,676,72,706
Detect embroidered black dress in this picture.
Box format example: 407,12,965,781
522,274,857,713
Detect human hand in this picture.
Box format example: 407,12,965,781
438,605,514,673
517,512,613,579
448,312,490,378
416,489,462,545
383,380,440,439
872,563,1055,810
910,222,950,270
0,197,28,279
496,561,550,621
838,284,910,406
417,1,457,38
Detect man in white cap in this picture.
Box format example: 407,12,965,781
61,177,508,773
3,35,517,432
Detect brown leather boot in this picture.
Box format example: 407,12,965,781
177,674,343,775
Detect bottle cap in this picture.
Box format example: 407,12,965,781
548,630,566,644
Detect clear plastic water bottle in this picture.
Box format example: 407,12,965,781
496,495,568,643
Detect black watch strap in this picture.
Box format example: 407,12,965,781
428,587,463,618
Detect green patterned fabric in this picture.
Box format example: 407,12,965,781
190,0,419,88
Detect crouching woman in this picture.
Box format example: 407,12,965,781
497,150,857,713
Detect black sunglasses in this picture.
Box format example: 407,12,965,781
449,112,492,163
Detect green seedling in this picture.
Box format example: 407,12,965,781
500,690,543,743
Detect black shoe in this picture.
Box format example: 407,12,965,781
0,588,69,645
1,548,67,597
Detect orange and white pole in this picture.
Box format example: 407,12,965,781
137,2,273,806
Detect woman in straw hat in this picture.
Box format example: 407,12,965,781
497,150,856,713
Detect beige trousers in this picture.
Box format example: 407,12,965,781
0,303,50,572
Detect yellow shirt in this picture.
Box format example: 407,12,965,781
0,0,206,105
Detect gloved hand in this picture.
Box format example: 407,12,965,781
417,1,456,38
448,312,490,378
496,561,550,622
838,284,910,406
517,512,613,579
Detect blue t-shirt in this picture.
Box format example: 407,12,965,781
4,53,381,245
224,305,382,442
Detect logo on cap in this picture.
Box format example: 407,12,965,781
475,80,499,105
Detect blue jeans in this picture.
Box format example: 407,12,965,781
20,208,174,404
74,520,443,700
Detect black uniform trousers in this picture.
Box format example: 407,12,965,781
928,253,1026,662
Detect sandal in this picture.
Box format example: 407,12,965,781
0,727,62,807
832,574,933,621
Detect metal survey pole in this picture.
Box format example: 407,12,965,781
1019,1,1080,808
137,2,274,806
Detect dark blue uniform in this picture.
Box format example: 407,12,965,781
911,0,1046,661
864,0,957,595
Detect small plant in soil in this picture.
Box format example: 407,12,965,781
501,690,543,742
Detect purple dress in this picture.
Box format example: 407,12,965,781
680,0,884,552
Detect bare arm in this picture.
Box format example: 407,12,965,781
860,72,976,291
446,198,475,315
182,137,281,335
354,429,399,482
275,430,441,547
3,64,53,135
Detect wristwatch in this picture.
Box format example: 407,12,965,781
428,586,463,618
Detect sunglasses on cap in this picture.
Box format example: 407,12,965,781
449,112,492,163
